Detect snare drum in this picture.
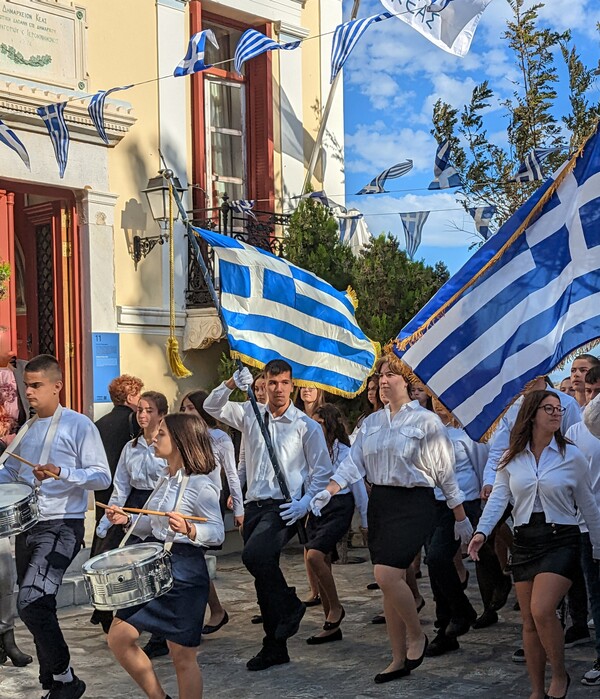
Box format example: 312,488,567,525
82,542,173,611
0,483,38,537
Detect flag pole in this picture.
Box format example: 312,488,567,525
302,0,361,194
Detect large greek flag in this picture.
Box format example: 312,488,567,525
330,12,391,83
0,118,30,169
192,226,377,397
394,124,600,441
37,102,69,178
234,30,300,75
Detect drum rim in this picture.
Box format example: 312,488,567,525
0,483,36,507
83,542,166,572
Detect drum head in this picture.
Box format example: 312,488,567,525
0,483,34,507
85,543,164,571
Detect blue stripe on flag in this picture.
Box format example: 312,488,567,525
88,85,133,144
36,102,69,178
0,118,30,169
234,29,300,75
219,259,251,298
289,266,355,316
330,12,391,83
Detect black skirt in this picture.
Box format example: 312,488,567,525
116,542,210,647
305,492,355,556
368,485,437,569
511,513,580,583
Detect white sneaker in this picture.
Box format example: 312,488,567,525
588,617,595,629
581,659,600,686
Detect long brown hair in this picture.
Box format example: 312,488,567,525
162,413,216,476
314,403,350,460
180,390,216,428
498,390,571,469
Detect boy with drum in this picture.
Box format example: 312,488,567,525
0,354,111,699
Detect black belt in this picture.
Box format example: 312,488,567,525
249,498,287,507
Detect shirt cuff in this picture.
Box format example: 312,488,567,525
58,466,72,481
331,474,348,490
445,492,465,509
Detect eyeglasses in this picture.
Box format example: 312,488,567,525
537,404,566,415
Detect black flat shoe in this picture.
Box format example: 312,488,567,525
366,582,380,590
323,606,345,631
545,672,571,699
371,614,386,624
303,595,322,607
472,609,498,629
405,634,428,671
374,665,410,684
251,615,263,624
202,610,229,635
306,628,342,645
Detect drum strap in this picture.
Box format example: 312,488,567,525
164,473,190,554
0,405,63,470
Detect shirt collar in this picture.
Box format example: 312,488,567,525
265,400,297,422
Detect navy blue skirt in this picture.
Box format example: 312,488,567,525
116,542,209,647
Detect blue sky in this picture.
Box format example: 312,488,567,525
340,0,600,276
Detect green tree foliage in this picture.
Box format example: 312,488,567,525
0,260,9,302
432,0,600,231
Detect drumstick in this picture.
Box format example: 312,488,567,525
94,501,128,517
8,452,60,480
94,501,208,523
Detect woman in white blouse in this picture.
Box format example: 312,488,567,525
311,354,472,684
106,413,224,699
469,390,600,699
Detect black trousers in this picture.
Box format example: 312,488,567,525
427,499,480,629
15,519,84,687
242,500,300,646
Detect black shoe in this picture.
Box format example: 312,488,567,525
371,614,386,624
274,603,306,640
1,629,32,666
306,628,342,645
323,607,345,631
564,625,590,648
446,608,477,638
48,675,86,699
374,665,410,684
142,636,169,659
490,576,512,612
202,610,230,635
472,609,498,629
246,646,290,671
425,633,460,657
405,634,428,671
366,582,380,590
251,614,263,624
303,595,322,607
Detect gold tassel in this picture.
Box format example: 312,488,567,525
167,336,192,378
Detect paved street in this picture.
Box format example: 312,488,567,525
1,542,597,699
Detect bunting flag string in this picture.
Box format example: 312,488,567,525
400,211,430,259
330,12,392,83
468,205,496,240
428,139,461,190
337,209,373,254
88,85,134,144
0,118,30,169
509,148,560,183
356,160,413,195
234,29,301,75
36,102,69,178
230,199,257,220
174,29,219,77
300,190,346,211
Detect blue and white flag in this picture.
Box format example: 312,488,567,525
234,29,301,75
330,12,391,82
468,205,496,240
230,199,257,220
510,148,559,183
88,85,133,144
428,139,461,190
299,190,346,211
393,123,600,441
37,102,69,178
356,159,413,195
337,209,372,254
0,118,30,169
192,226,377,396
174,30,219,77
400,211,429,259
380,0,493,57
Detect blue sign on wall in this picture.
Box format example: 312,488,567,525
92,333,120,403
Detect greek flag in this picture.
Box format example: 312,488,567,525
400,211,429,259
234,29,301,75
380,0,493,57
230,199,257,220
428,139,461,190
0,119,30,169
192,226,377,397
88,85,133,144
330,12,392,83
37,102,69,178
356,160,413,195
337,209,372,254
510,148,559,183
174,30,219,77
299,190,346,210
468,205,496,240
393,123,600,441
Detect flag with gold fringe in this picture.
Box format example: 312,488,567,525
191,226,378,397
393,123,600,441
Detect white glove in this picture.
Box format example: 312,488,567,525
95,515,112,539
279,494,311,526
233,367,253,392
454,517,474,546
309,489,332,516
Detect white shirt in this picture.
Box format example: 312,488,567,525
477,440,600,557
209,427,244,516
482,388,582,487
331,402,464,509
204,383,333,502
434,426,488,502
132,468,224,548
565,421,600,534
332,441,369,529
0,407,111,520
585,394,600,438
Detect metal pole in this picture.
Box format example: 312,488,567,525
302,0,361,193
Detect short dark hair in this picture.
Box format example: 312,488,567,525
264,359,293,378
586,366,600,385
573,354,600,367
24,354,62,381
162,413,216,476
180,390,216,428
